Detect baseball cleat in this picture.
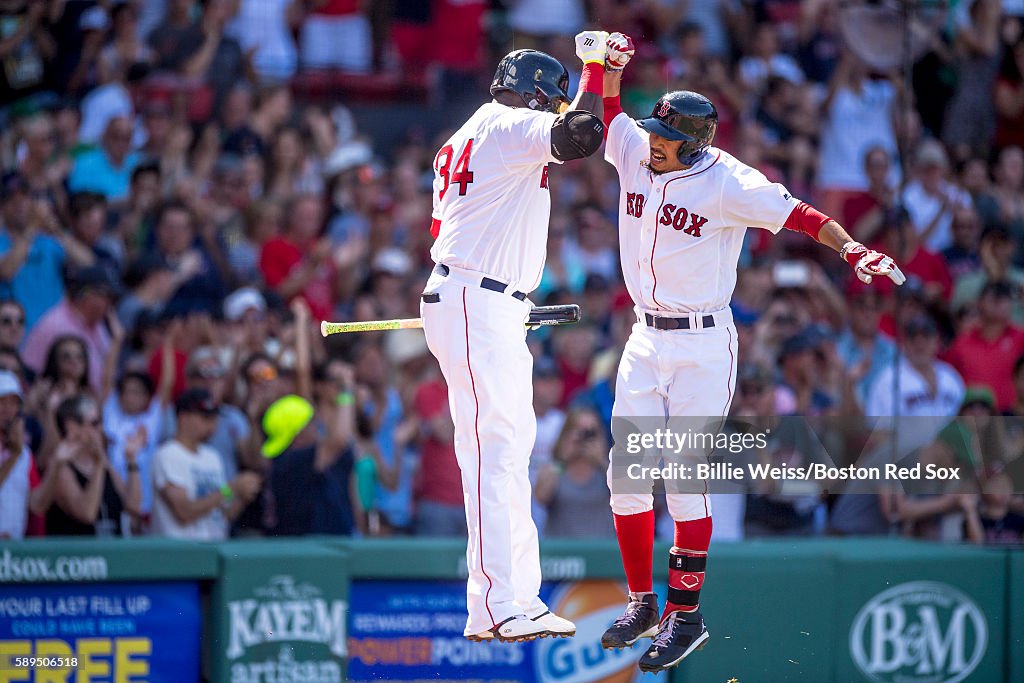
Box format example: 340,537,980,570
601,593,660,649
637,609,709,673
466,615,549,643
531,610,576,637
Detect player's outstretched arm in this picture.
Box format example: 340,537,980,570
549,31,608,161
601,33,634,136
786,203,906,286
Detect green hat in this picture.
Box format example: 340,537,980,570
961,385,995,411
261,395,315,458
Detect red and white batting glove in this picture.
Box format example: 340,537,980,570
841,241,906,285
605,32,635,72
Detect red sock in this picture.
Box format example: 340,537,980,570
613,510,655,593
665,516,712,617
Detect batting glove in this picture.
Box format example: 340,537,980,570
575,30,609,65
605,32,635,71
841,241,907,285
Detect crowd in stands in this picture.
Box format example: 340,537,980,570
1,0,1023,546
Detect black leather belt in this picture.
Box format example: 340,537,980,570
426,264,527,302
645,313,715,330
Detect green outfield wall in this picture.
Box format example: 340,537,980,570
0,537,1018,683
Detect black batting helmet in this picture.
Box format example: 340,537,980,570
490,49,570,114
638,91,718,165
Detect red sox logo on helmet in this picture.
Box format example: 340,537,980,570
658,100,671,118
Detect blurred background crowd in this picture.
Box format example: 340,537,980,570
1,0,1023,547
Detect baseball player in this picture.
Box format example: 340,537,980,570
596,33,906,673
419,35,608,642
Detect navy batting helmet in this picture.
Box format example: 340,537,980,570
638,91,718,165
490,49,570,114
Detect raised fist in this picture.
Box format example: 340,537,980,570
575,30,609,65
605,32,635,71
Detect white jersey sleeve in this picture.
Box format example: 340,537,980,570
604,112,647,172
720,163,800,234
491,107,559,168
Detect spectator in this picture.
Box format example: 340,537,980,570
152,199,227,310
534,407,614,539
67,117,141,204
836,288,897,409
846,146,898,237
228,0,299,82
0,299,26,350
901,139,974,253
0,371,62,539
963,470,1024,544
69,192,121,277
411,359,464,537
116,253,183,331
15,114,69,211
260,193,338,321
738,22,805,94
994,24,1024,150
947,280,1024,412
0,1,53,107
866,316,965,465
942,206,984,281
23,266,117,394
46,394,141,536
817,51,898,219
991,145,1024,240
300,0,371,73
179,346,254,482
261,385,357,535
870,205,953,304
229,199,281,284
0,172,94,329
507,0,584,42
151,388,262,539
953,226,1024,324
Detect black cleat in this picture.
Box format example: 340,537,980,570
637,609,709,673
601,594,660,649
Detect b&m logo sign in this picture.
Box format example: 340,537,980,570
849,581,987,683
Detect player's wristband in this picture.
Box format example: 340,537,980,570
578,63,604,95
336,392,355,407
220,484,234,502
840,241,867,268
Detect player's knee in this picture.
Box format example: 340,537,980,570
610,494,654,516
551,111,605,161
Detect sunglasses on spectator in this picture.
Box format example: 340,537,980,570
60,350,85,362
0,316,24,326
249,366,277,383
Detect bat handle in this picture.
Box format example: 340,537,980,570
320,321,328,337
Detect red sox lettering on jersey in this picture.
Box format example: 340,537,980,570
605,113,799,314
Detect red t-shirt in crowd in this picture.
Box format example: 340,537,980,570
413,380,462,507
841,191,880,234
148,347,188,401
946,324,1024,411
557,356,588,408
259,237,337,322
312,0,360,16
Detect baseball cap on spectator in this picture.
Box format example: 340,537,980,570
79,6,110,31
67,265,121,299
0,171,27,201
533,355,560,379
324,140,374,177
383,328,428,366
902,315,938,337
123,253,172,289
961,386,996,411
779,330,818,360
175,387,219,416
915,139,949,170
0,370,22,400
261,395,315,458
223,287,266,322
372,248,412,277
980,280,1015,299
187,347,226,379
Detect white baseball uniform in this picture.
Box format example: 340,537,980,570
604,110,800,521
421,101,559,636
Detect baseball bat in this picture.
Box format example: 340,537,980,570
321,304,581,336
